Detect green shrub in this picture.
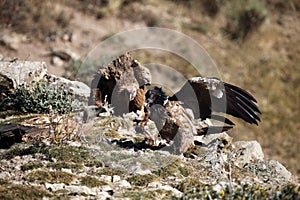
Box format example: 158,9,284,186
4,79,72,114
224,0,267,40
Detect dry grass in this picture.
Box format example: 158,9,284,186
0,0,73,40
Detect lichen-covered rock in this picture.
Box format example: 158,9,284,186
268,160,292,181
233,140,264,167
0,60,47,88
44,74,91,107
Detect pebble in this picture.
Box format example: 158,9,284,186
114,180,131,188
112,175,121,182
100,175,112,182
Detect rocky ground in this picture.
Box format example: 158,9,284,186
0,59,299,199
0,0,300,199
1,0,299,177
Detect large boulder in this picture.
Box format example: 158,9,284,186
44,74,91,107
0,60,47,88
0,59,90,111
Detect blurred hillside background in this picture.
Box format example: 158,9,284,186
0,0,299,176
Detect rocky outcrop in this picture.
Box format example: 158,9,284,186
0,60,47,88
0,60,90,112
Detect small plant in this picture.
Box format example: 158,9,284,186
223,0,267,40
4,79,73,114
80,176,109,188
26,169,75,184
201,0,224,17
21,162,43,171
126,174,160,186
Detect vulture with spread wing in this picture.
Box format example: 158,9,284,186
144,77,261,153
89,53,151,115
169,77,261,125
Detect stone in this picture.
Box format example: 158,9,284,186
64,185,96,196
114,180,131,188
51,56,65,67
44,74,91,107
0,60,47,88
45,182,65,192
233,140,264,167
147,181,162,188
95,191,112,200
112,175,121,182
159,185,182,198
100,175,112,183
99,184,113,192
268,160,292,180
0,32,20,50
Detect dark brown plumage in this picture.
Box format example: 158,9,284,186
129,87,146,113
145,87,195,154
89,52,151,115
145,80,261,153
169,77,261,125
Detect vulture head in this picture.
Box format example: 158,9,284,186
145,86,168,107
124,85,137,101
133,62,152,87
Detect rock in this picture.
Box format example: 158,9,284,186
95,191,112,200
64,185,96,196
268,160,292,181
51,56,65,67
47,48,79,62
61,168,73,174
0,32,20,50
100,175,112,183
233,141,264,167
147,181,162,188
99,184,113,192
159,185,182,198
194,132,232,162
44,74,91,107
0,60,47,88
114,180,131,188
112,175,121,182
0,124,32,149
0,171,10,180
45,182,65,192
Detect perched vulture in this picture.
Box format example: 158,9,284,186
145,87,195,154
89,52,151,115
169,77,261,125
112,70,141,115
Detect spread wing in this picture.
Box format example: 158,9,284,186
170,77,261,125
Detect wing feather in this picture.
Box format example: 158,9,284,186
172,77,261,125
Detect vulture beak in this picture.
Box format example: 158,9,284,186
126,86,137,101
144,99,152,108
